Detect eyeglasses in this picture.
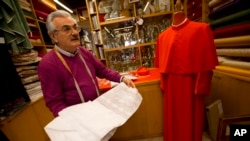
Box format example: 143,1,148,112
54,25,81,34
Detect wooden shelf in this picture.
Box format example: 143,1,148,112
104,42,156,52
138,42,157,47
104,44,139,52
142,11,173,18
19,0,57,55
85,0,174,72
100,17,134,26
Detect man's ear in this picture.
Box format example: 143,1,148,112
49,32,57,43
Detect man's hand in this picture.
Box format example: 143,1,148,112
122,77,135,88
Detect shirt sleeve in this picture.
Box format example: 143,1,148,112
38,57,67,117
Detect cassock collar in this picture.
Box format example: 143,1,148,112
171,18,189,30
54,45,78,57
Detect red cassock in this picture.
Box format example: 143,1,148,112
154,19,219,141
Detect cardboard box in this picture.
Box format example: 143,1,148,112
206,99,224,141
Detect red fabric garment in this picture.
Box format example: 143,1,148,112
154,19,218,141
162,74,206,141
213,23,250,38
154,19,218,74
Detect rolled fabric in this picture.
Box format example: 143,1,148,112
213,23,250,38
215,65,250,77
218,56,250,70
214,35,250,47
208,0,249,20
209,0,233,9
217,48,250,57
213,20,250,30
209,8,250,29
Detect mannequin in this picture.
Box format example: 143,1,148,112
172,0,187,26
154,0,219,141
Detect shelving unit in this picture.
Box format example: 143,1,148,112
19,0,56,57
85,0,174,72
200,1,250,140
15,0,57,101
203,0,250,73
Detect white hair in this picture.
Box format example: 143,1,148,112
46,10,77,34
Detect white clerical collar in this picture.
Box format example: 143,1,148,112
54,45,78,57
172,18,188,28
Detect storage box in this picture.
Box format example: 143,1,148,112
206,99,224,141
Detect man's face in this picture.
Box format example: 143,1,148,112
50,16,80,52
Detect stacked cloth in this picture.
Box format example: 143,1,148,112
16,65,42,100
207,0,250,77
13,49,42,100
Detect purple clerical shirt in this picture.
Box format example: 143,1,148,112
38,46,122,116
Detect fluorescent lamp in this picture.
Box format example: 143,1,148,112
41,0,57,10
54,0,73,13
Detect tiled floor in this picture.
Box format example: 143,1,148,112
128,132,212,141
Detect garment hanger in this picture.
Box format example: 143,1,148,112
172,0,187,26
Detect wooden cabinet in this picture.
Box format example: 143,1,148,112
206,71,250,116
0,81,163,141
32,97,55,128
1,106,47,141
110,80,163,140
85,0,174,71
0,96,54,141
19,0,56,56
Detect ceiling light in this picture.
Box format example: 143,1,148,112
53,0,73,13
41,0,57,10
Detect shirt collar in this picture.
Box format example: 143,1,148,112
54,45,78,57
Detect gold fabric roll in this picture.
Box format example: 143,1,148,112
215,65,250,77
217,48,250,57
214,70,250,82
214,35,250,47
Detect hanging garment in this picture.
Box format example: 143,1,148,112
0,0,32,54
154,19,218,141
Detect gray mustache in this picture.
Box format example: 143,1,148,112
71,35,79,40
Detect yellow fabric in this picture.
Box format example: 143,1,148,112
215,35,250,48
215,65,250,77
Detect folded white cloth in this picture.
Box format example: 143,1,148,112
44,83,142,141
